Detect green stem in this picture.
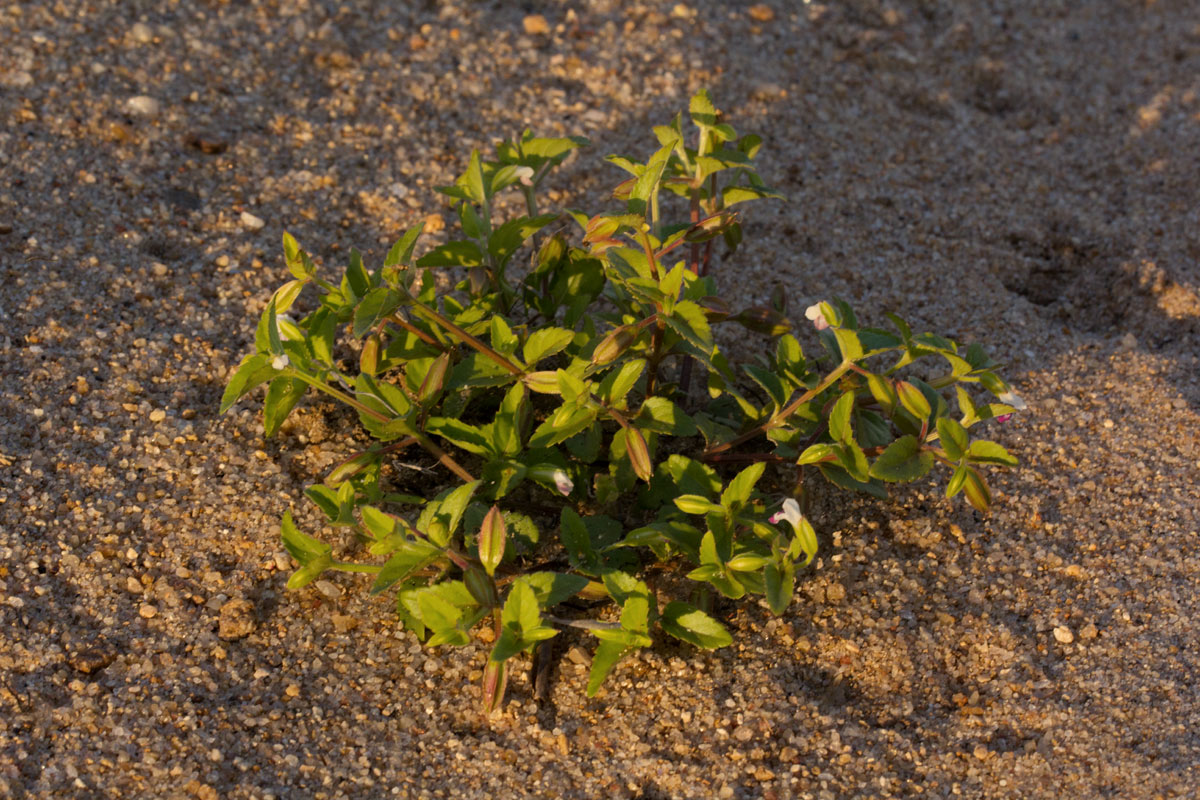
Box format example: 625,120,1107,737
329,561,382,574
285,369,390,422
704,361,853,456
410,303,524,377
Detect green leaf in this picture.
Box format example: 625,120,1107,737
220,353,275,414
797,442,835,466
524,572,590,608
286,557,331,590
488,214,557,270
415,241,486,268
282,232,307,279
353,288,403,338
418,481,481,548
660,602,732,649
384,222,424,267
529,407,596,448
425,417,491,455
833,328,863,361
636,396,697,436
869,435,934,482
896,381,932,421
522,328,575,368
598,359,645,407
371,539,442,594
262,376,306,438
661,300,714,357
280,511,331,564
937,417,969,461
501,578,542,634
962,467,991,512
359,505,397,540
560,507,598,572
722,184,785,207
720,462,765,511
464,149,487,203
674,495,724,515
345,248,372,300
828,390,856,444
967,440,1018,467
764,561,795,615
587,640,630,696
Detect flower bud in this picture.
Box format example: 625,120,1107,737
591,325,638,365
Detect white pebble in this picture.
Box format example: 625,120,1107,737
125,95,161,117
1053,625,1074,644
129,22,154,43
240,211,266,231
314,580,341,599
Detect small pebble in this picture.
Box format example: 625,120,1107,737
218,598,257,640
125,577,143,594
139,604,158,619
125,95,161,117
151,262,169,277
1080,623,1098,640
129,22,154,43
748,4,776,22
314,580,341,599
1053,625,1074,644
522,14,550,35
240,211,265,231
149,409,166,422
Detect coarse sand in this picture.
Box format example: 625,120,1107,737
1,1,1198,798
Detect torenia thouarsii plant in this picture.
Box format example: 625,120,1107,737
222,91,1022,712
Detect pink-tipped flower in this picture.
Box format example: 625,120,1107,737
514,166,535,187
804,303,830,331
529,464,574,496
996,413,1013,424
770,498,804,529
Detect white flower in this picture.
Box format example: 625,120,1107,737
514,166,535,187
770,498,803,529
271,354,289,370
529,464,573,496
804,303,830,331
998,391,1027,411
553,469,574,496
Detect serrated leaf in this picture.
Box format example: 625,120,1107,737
425,417,491,455
262,376,305,438
937,417,969,461
896,381,932,420
962,467,991,512
384,221,424,267
586,640,631,696
220,353,275,413
524,572,590,608
829,390,856,444
522,327,575,368
560,507,598,572
636,396,697,436
660,602,732,649
869,435,934,482
280,511,331,564
967,440,1018,467
764,561,795,615
353,287,403,338
720,462,765,510
415,241,486,268
371,539,442,594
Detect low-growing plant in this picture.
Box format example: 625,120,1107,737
222,90,1022,711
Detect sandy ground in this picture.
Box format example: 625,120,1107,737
1,1,1198,798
